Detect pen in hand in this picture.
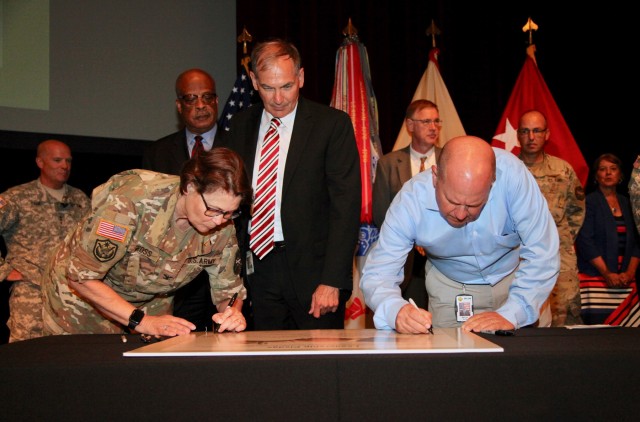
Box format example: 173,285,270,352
214,292,239,333
408,298,434,335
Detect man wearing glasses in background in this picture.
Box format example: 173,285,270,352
142,68,220,331
517,109,585,327
372,100,443,310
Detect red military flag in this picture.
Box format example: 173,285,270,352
492,46,589,186
330,22,382,328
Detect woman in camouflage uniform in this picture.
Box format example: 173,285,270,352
42,147,252,337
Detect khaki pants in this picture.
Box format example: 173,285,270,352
424,260,515,328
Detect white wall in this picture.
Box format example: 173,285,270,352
0,0,236,141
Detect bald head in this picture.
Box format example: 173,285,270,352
434,136,495,227
438,136,495,184
36,139,73,189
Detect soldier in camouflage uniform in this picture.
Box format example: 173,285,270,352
42,147,253,337
0,140,90,342
518,110,585,326
630,155,640,235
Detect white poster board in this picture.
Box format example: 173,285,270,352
123,328,503,357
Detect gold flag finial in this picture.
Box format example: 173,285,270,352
237,26,253,74
426,19,441,48
522,17,538,46
343,18,358,38
237,26,253,55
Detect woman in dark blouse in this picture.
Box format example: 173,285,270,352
576,153,640,325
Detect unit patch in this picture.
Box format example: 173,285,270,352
94,239,118,262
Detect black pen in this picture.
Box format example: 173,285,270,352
480,329,515,336
226,292,238,309
214,292,239,333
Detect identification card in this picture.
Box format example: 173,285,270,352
246,250,254,275
455,294,473,322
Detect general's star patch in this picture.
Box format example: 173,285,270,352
93,239,118,262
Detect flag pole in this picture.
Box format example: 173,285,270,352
426,19,440,48
217,26,258,132
237,25,253,73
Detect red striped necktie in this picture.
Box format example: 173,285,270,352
250,118,281,259
191,135,204,158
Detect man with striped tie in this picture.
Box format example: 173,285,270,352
218,39,361,330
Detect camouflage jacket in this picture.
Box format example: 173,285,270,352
42,170,245,334
521,153,585,255
0,179,90,284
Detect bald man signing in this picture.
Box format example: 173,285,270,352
361,136,559,333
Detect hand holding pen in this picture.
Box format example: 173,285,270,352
409,298,434,335
213,292,244,333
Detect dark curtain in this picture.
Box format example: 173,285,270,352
235,0,635,175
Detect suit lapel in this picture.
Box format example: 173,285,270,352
397,147,412,185
282,98,311,197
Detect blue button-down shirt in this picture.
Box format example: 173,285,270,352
361,148,559,329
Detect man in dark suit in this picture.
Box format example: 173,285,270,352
141,68,219,331
372,100,442,310
218,39,361,330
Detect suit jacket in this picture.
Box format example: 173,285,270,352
372,145,441,283
576,190,640,276
372,145,441,227
141,130,192,175
217,97,361,304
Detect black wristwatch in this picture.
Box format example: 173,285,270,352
127,308,145,330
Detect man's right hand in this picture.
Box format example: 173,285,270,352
395,303,433,334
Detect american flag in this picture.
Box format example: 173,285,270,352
217,66,258,132
96,219,128,242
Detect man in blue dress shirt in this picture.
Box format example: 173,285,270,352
361,136,559,333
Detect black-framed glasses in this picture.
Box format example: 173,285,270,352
409,118,443,126
178,92,218,106
200,192,241,220
517,128,547,137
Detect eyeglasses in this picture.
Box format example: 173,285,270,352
517,128,547,137
200,192,241,220
409,118,443,126
178,92,218,106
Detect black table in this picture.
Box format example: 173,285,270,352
1,328,638,421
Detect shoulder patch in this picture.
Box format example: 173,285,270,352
0,196,5,209
93,239,118,262
234,249,242,275
96,218,128,242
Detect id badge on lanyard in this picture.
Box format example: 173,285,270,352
455,284,473,322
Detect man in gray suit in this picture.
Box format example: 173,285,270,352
218,39,361,330
372,99,442,309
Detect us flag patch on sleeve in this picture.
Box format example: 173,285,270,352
96,219,128,242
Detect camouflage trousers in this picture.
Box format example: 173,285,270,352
7,280,44,343
548,270,582,327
